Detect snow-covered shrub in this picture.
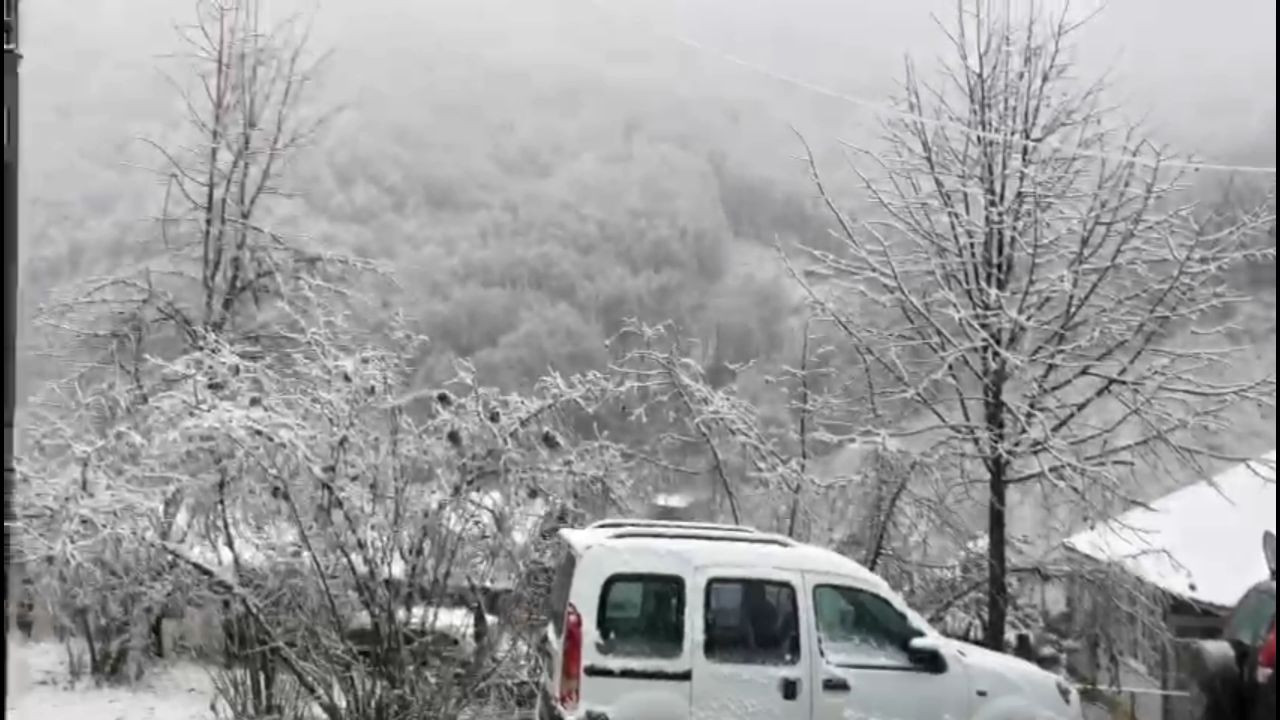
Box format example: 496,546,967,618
18,297,641,717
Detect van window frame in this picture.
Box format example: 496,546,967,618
811,583,929,672
594,572,687,659
701,576,802,667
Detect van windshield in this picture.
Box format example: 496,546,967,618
813,584,927,668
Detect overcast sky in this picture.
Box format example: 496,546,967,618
19,0,1277,184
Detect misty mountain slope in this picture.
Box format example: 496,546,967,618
13,0,831,397
21,0,1275,276
16,0,1275,407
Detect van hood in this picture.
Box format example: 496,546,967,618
944,639,1081,719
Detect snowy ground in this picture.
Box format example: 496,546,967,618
6,637,535,720
6,638,216,720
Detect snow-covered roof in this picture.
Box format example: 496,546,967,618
1063,451,1277,609
651,492,694,508
348,606,498,639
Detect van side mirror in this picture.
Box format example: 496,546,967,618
905,635,947,674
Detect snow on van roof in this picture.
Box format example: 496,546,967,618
586,518,755,533
1063,451,1277,609
559,520,888,587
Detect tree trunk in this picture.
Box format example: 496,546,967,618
985,466,1008,650
151,613,165,658
983,372,1010,652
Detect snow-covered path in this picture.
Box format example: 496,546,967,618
6,639,215,720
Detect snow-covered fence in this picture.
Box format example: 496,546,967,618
1077,684,1196,720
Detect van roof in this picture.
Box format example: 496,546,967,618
558,518,888,588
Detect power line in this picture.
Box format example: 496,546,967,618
583,0,1278,176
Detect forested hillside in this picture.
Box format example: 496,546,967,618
11,5,1270,572
20,0,1275,402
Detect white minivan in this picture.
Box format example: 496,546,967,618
536,519,1082,720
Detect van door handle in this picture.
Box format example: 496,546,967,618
780,677,801,700
822,676,851,692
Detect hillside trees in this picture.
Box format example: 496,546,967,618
790,0,1276,650
37,0,334,369
14,4,814,714
18,0,831,408
374,136,808,394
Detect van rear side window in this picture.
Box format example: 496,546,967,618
596,574,685,658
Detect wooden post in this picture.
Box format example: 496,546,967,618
3,0,22,652
1160,601,1169,720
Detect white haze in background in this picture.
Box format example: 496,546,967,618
18,0,1276,209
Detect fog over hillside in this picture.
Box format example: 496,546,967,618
21,0,1276,240
16,0,1276,447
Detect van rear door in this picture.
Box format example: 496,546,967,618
690,566,812,720
573,567,693,720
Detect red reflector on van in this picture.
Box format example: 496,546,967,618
559,603,583,711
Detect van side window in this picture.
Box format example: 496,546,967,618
596,574,685,658
812,585,921,669
703,579,800,666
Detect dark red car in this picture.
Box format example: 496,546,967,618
1258,618,1275,716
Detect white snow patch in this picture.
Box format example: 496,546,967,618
348,605,497,639
1064,451,1277,608
652,492,692,507
6,639,215,720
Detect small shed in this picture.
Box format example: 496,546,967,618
1063,451,1276,618
1059,451,1276,720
